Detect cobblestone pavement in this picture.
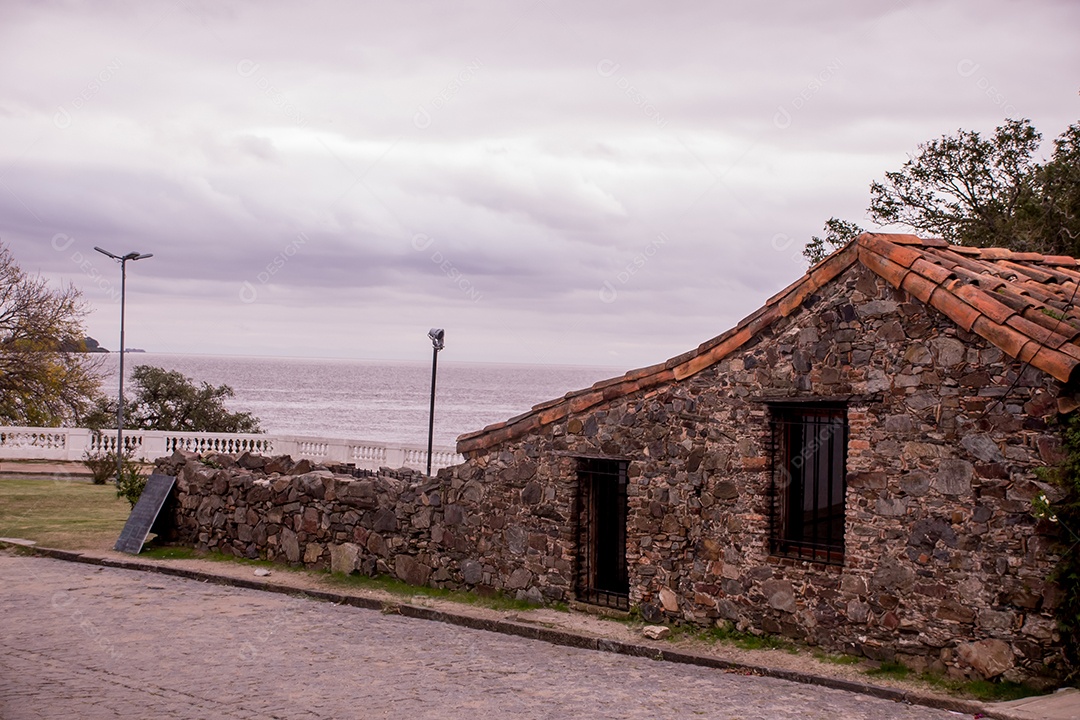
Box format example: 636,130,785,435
0,555,967,720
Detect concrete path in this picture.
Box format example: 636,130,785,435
0,553,966,720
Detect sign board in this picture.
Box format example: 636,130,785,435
114,473,176,554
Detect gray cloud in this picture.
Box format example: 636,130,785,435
2,0,1077,367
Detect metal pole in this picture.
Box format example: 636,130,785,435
116,258,126,483
426,344,438,477
94,247,151,485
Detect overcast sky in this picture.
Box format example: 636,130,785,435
2,1,1078,368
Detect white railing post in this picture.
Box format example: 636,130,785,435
139,432,168,462
384,447,406,469
65,428,90,461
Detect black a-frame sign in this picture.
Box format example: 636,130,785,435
114,473,176,554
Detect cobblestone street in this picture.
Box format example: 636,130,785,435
0,554,966,720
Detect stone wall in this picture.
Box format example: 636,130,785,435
160,262,1071,683
158,451,562,604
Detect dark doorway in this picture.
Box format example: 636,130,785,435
575,458,629,609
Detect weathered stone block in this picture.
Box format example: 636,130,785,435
933,459,973,495
642,625,670,640
372,508,398,532
281,528,300,563
461,559,483,585
659,587,679,612
330,542,361,574
761,579,796,613
303,542,323,564
394,555,431,587
957,639,1013,679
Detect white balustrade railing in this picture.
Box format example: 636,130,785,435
0,426,463,473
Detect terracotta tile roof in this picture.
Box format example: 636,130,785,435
457,234,1080,454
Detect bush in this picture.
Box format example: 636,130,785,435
83,438,147,506
1033,411,1080,678
82,448,118,485
115,459,147,508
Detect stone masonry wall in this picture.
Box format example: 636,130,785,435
161,261,1070,683
158,451,564,604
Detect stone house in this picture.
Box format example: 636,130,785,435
447,233,1080,681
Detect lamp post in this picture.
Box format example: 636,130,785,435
94,247,153,482
426,328,445,477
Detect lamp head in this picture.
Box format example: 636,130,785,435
428,328,445,350
95,247,152,262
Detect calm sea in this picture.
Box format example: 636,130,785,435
96,354,623,448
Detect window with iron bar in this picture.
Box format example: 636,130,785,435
769,403,847,565
575,457,629,610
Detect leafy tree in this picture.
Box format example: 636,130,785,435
0,240,103,426
87,365,261,433
804,118,1080,263
802,218,866,265
1035,122,1080,256
869,118,1043,247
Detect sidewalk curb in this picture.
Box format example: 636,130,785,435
1,541,1028,719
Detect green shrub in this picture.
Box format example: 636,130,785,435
82,448,118,485
115,457,147,508
1033,412,1080,678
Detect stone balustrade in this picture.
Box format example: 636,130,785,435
0,426,462,472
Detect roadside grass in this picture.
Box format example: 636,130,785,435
139,544,563,613
0,476,129,550
812,650,862,665
918,673,1043,703
864,660,910,680
326,571,566,613
139,545,279,570
634,619,798,653
860,658,1044,702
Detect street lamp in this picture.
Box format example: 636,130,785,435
426,328,445,477
94,247,153,483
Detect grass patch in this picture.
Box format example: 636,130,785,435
661,623,797,652
326,571,564,613
919,673,1044,702
865,660,911,680
138,545,200,560
813,650,863,665
140,544,278,568
0,476,130,550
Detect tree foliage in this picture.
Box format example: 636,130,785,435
0,240,103,426
1033,412,1080,675
88,365,261,433
805,118,1080,263
803,218,866,265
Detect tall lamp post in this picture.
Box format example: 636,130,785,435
426,328,445,477
94,247,153,482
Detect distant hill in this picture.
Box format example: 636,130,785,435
58,336,110,353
